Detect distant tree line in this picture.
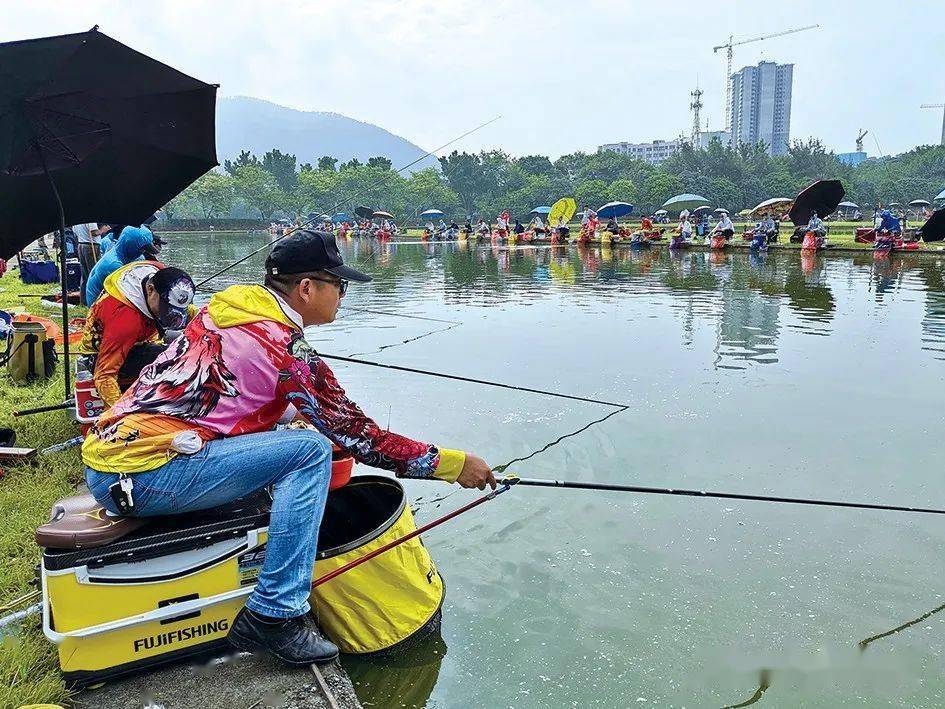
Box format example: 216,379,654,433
163,140,945,224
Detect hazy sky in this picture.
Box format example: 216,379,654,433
4,1,943,159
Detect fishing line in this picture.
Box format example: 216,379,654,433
858,600,945,651
500,476,945,516
195,115,502,289
318,353,628,408
347,322,461,358
492,406,628,473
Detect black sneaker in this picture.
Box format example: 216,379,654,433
228,608,339,666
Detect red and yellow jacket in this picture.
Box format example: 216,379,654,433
78,261,165,406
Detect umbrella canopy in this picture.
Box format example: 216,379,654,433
888,202,902,208
920,208,945,242
909,199,931,207
372,210,394,219
936,189,945,201
713,207,728,214
0,28,217,257
354,206,375,219
837,201,859,208
530,206,551,215
750,197,793,218
693,205,712,214
661,193,710,213
737,209,752,216
654,209,668,216
549,197,577,225
419,209,444,218
331,212,349,223
0,27,217,399
788,180,845,226
596,201,634,219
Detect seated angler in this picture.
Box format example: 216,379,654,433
751,212,776,250
78,263,196,407
82,229,495,667
85,226,163,305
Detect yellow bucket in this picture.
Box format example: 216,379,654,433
310,476,444,654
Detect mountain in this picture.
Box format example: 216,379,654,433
215,96,437,172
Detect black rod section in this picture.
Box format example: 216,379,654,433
508,477,945,516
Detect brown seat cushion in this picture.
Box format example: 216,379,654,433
36,494,147,549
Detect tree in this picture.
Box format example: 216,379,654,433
223,150,259,176
438,151,489,215
367,156,393,170
318,156,338,171
233,164,283,220
261,149,298,191
180,172,235,219
339,158,362,171
405,168,460,216
606,178,638,206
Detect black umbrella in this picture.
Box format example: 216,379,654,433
354,206,375,219
919,208,945,242
0,27,217,397
788,180,845,225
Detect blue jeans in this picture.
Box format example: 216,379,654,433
86,429,332,618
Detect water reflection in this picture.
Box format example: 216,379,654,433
343,627,447,709
168,233,945,373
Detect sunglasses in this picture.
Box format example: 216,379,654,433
306,275,348,296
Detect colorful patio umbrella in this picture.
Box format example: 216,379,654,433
596,201,634,219
530,206,551,215
661,193,710,213
548,197,577,225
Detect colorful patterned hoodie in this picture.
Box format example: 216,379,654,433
82,284,465,483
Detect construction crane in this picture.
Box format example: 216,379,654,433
714,24,819,133
856,129,868,153
690,86,704,147
920,104,945,146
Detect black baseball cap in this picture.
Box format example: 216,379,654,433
150,267,195,330
265,229,371,282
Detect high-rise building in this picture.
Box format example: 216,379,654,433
598,139,681,165
729,61,793,156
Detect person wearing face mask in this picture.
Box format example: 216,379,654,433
78,263,195,407
81,229,495,668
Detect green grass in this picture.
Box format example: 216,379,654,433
0,271,86,708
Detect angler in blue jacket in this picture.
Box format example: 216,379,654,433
85,226,162,305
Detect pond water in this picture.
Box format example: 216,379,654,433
171,232,945,708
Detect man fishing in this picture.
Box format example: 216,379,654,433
82,229,495,667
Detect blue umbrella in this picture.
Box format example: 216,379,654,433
331,212,349,223
530,206,551,215
662,193,710,213
597,201,634,219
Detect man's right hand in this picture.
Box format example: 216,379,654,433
456,453,497,490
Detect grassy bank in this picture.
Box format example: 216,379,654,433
0,272,85,707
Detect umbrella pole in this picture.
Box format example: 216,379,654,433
33,145,72,400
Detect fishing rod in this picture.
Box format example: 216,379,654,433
318,353,627,409
195,115,502,289
501,475,945,516
311,480,513,589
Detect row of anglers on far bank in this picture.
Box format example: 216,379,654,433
316,206,921,252
10,227,496,668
